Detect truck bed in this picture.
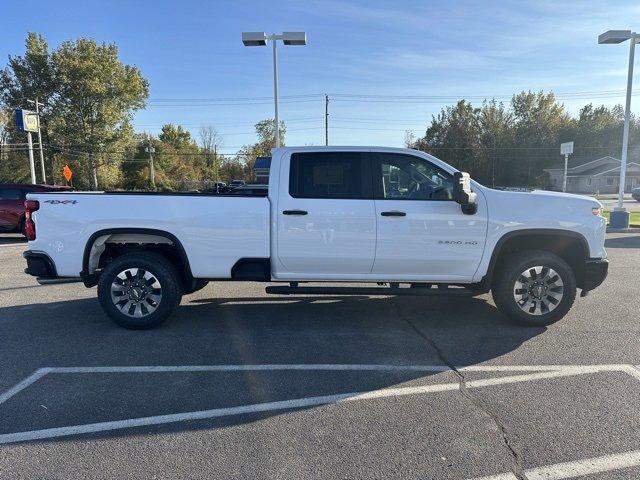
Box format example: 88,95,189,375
26,191,271,278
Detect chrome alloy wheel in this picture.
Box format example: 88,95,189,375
513,265,564,316
110,268,162,318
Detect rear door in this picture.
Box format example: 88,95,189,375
371,152,487,280
275,151,376,276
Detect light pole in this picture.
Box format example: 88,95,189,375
598,29,639,229
242,31,307,148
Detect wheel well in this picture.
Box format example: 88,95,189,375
490,232,588,289
82,230,193,289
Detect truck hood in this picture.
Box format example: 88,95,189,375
480,187,602,219
528,189,602,207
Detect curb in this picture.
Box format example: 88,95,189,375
607,227,640,233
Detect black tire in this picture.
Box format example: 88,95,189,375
183,279,209,295
492,250,576,327
97,252,182,329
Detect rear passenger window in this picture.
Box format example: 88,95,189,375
289,152,370,199
0,189,23,200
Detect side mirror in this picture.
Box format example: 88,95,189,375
453,172,478,215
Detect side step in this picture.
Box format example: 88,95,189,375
265,285,476,297
36,277,83,285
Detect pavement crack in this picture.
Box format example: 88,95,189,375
398,309,530,480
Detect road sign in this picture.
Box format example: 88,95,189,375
14,108,39,133
560,141,574,155
63,165,73,182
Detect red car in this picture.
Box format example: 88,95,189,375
0,184,72,235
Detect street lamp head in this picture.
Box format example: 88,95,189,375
282,32,307,46
242,32,267,46
598,30,633,44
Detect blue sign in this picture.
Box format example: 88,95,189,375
14,108,39,133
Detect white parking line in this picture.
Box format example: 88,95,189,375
45,364,573,374
0,365,613,445
472,449,640,480
0,363,628,408
0,368,50,405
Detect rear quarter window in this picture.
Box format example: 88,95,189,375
289,152,371,199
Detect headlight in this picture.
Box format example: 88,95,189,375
592,207,603,216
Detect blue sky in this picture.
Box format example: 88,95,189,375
2,0,639,153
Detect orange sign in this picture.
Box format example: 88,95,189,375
62,165,73,182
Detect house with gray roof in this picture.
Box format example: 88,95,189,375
544,156,640,194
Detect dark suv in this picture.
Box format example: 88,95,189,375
0,184,71,235
632,187,640,202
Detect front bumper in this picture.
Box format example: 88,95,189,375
582,258,608,292
23,251,57,278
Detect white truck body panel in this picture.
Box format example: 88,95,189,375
28,195,270,278
27,146,607,285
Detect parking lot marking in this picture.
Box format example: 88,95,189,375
0,365,617,445
471,448,640,480
0,363,576,410
43,364,573,374
0,368,50,405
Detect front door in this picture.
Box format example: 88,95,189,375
276,151,376,276
370,152,487,281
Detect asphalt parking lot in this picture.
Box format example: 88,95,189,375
1,232,639,480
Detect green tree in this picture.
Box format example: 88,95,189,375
236,119,286,180
49,37,149,189
199,125,223,182
411,100,484,177
478,99,514,186
510,91,574,185
0,33,57,182
159,124,195,150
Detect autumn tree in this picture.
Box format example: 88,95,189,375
236,119,286,179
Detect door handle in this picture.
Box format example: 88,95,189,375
381,211,406,217
283,209,308,215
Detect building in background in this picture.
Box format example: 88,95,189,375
544,156,640,194
254,157,271,183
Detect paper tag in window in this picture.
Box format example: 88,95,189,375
313,165,343,185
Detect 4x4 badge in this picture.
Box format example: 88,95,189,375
43,200,77,205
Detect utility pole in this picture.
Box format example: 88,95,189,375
214,144,219,192
325,94,329,146
560,142,574,193
491,137,496,188
27,98,46,184
27,130,36,184
145,145,156,190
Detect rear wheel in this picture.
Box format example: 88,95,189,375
97,252,182,329
492,250,576,327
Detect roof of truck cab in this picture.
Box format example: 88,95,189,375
270,146,456,174
272,146,427,153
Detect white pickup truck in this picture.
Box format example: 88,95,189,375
23,146,608,329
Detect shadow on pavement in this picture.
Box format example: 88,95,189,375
0,292,545,444
0,234,26,245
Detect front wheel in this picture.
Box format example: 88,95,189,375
97,252,182,329
492,250,576,327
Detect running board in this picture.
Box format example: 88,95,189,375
265,285,476,297
36,277,82,285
